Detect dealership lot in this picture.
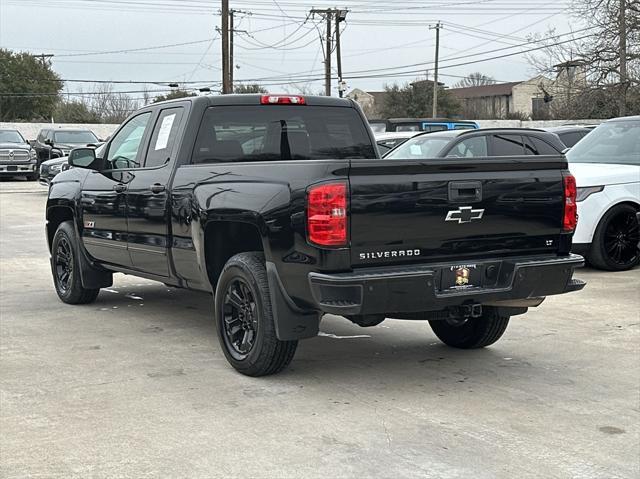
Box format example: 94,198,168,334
1,179,638,478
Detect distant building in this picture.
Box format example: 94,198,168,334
346,89,388,118
448,76,552,120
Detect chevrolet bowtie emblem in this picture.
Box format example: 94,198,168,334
445,206,485,224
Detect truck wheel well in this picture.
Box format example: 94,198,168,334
204,221,264,288
46,206,74,251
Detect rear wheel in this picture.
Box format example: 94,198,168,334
51,221,100,304
429,307,510,349
214,252,297,376
588,204,640,271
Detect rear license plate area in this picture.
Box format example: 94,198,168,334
440,263,484,291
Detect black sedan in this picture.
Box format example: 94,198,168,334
383,128,565,159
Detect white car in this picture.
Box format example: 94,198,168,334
567,116,640,271
374,131,420,155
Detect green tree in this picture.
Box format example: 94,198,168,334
153,89,197,103
0,49,63,121
233,83,267,94
54,100,100,123
379,81,461,118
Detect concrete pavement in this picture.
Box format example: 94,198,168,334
1,178,638,478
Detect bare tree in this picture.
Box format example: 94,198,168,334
527,0,639,117
453,72,496,88
90,83,139,123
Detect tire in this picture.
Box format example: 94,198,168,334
588,204,640,271
214,252,298,376
429,307,510,349
26,172,38,181
51,221,100,304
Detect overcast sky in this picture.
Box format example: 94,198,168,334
0,0,580,100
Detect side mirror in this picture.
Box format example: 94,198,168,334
69,147,98,169
44,139,54,146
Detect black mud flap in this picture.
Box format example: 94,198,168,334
73,224,113,289
266,262,320,340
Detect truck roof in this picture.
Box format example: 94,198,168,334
154,94,354,108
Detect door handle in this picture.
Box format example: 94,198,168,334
448,181,482,202
113,183,127,193
150,183,166,194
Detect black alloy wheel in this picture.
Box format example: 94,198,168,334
51,221,100,304
221,278,259,360
54,236,74,294
602,210,640,268
214,252,298,376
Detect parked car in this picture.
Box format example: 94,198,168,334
543,126,592,148
39,156,70,186
46,94,584,376
383,128,565,159
566,115,640,271
370,118,479,133
39,143,104,186
563,123,599,130
374,131,419,154
0,129,39,180
34,128,100,163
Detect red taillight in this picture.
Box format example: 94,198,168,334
260,95,306,105
307,182,348,247
563,173,577,232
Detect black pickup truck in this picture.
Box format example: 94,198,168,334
46,94,585,376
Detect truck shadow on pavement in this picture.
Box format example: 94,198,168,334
86,279,560,386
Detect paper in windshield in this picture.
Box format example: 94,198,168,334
155,114,176,151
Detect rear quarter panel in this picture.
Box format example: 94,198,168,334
170,160,351,307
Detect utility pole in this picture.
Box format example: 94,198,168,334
37,54,54,66
311,8,334,96
221,0,230,94
619,0,627,116
429,21,442,118
335,10,348,97
325,13,332,96
229,8,235,93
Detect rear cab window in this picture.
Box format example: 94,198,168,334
192,105,375,163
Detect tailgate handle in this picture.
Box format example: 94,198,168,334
449,181,482,202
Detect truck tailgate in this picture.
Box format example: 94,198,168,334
349,157,568,267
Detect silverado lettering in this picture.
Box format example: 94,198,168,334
359,249,421,260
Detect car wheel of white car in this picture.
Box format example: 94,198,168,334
588,204,640,271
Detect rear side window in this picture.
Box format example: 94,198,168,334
454,124,475,130
395,124,420,132
558,131,586,148
423,124,448,133
492,134,526,155
145,107,184,167
524,136,560,155
192,105,375,163
446,136,488,157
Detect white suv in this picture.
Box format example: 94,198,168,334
567,116,640,271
